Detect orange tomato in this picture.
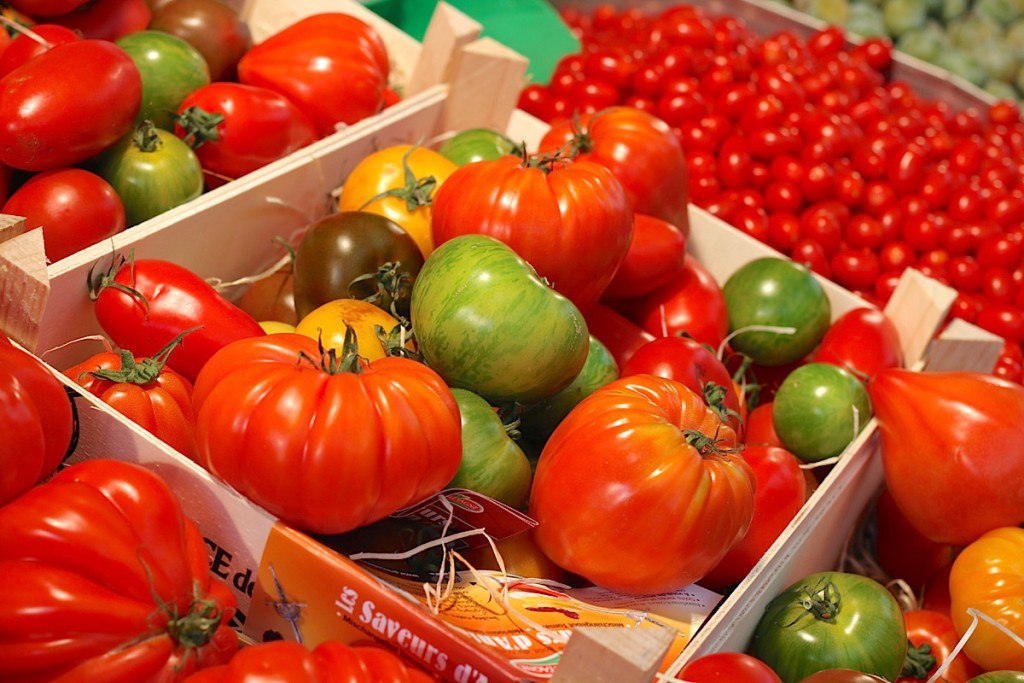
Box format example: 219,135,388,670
295,298,406,362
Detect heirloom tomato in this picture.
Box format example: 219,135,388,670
193,332,462,534
449,388,532,508
753,572,907,683
602,213,688,301
539,106,690,232
411,235,589,403
0,39,142,171
680,653,783,682
621,335,744,434
530,374,755,594
149,0,253,81
949,527,1024,672
0,24,79,78
90,256,266,382
627,254,730,348
2,167,125,263
701,445,806,589
98,121,204,227
519,335,618,445
439,127,521,166
337,145,456,258
811,307,902,380
745,402,784,447
53,0,151,41
874,488,955,592
117,31,210,131
583,302,655,369
0,459,238,680
0,334,73,506
723,258,831,367
293,211,423,320
295,298,404,363
431,153,633,312
176,83,318,189
64,333,197,460
183,641,434,683
238,13,389,137
868,370,1024,545
897,609,983,683
772,363,871,463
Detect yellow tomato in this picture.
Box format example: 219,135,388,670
259,321,296,335
336,145,457,258
295,299,403,362
462,530,567,583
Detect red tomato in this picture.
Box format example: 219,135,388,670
922,564,953,615
701,445,806,589
602,213,688,300
583,303,656,370
175,83,318,189
0,24,80,78
3,168,125,263
531,374,755,593
874,488,955,592
8,0,87,14
0,335,73,505
539,106,690,233
869,370,1024,545
0,40,141,171
628,254,730,348
238,14,389,138
621,335,744,433
183,641,435,683
431,154,633,312
680,652,783,682
896,610,984,683
64,336,197,461
193,333,461,534
745,402,783,447
90,257,266,382
51,0,151,41
812,307,902,380
0,459,238,679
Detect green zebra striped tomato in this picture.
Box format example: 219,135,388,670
968,673,1024,682
439,128,521,166
116,30,210,130
410,234,589,403
753,572,907,683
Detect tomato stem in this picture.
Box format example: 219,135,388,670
300,325,367,375
358,146,437,212
176,106,226,150
702,381,741,429
87,252,151,315
900,641,937,680
84,327,201,385
349,260,412,320
785,578,841,626
683,427,740,457
133,121,164,154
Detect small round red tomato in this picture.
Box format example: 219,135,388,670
602,213,687,301
897,610,984,683
791,239,831,277
680,653,783,682
745,402,783,447
630,254,730,348
2,168,125,263
976,301,1024,343
0,24,80,78
830,250,880,292
812,307,902,380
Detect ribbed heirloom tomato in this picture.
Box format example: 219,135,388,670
530,374,755,594
192,332,462,534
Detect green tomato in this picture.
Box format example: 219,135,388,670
846,2,889,37
754,572,907,683
883,0,928,35
117,31,210,131
796,0,852,23
949,15,1003,48
898,25,948,62
985,78,1020,100
969,673,1024,683
411,234,589,403
448,389,532,509
438,128,522,166
936,48,988,86
98,121,203,227
519,335,618,445
942,0,969,20
976,0,1024,25
722,258,830,367
772,363,871,463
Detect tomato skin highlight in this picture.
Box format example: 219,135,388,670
681,652,783,682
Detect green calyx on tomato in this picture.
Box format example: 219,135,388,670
350,260,413,321
359,146,436,213
176,105,225,148
84,326,199,385
449,388,532,508
87,252,150,310
899,642,937,680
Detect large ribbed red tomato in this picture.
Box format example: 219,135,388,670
431,154,633,311
0,459,238,681
539,107,690,234
193,333,462,534
530,374,755,593
0,334,73,506
238,13,388,138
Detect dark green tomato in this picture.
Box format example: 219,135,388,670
448,388,532,509
519,335,618,446
439,128,521,166
293,211,424,320
754,571,907,683
411,234,589,403
149,0,252,81
969,674,1024,683
98,122,203,227
723,258,831,366
116,30,210,130
772,363,871,463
